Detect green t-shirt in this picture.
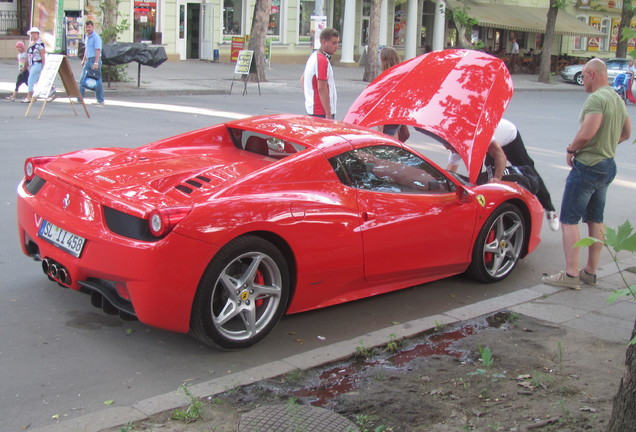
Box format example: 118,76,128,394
576,86,627,166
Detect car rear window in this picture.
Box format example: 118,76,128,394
228,128,306,160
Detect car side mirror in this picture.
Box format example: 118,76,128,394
455,185,473,204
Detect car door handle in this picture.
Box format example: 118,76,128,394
361,212,375,221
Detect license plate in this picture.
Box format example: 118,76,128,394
38,220,86,258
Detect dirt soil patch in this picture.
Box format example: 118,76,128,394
108,311,627,432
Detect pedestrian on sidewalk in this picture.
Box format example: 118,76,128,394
542,58,631,290
6,41,29,101
302,28,339,119
23,27,46,103
80,20,105,107
378,47,409,142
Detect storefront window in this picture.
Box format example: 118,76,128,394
361,0,370,45
134,0,156,42
574,16,587,50
600,17,611,51
394,0,407,45
268,0,281,38
224,0,243,35
298,0,315,42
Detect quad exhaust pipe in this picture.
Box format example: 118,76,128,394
42,258,71,285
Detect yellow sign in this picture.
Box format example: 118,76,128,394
234,50,254,75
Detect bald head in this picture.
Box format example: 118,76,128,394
582,58,608,92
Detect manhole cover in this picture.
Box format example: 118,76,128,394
239,404,359,432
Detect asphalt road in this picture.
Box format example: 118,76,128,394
1,88,635,431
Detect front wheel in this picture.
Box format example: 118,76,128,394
466,204,526,283
575,72,584,86
190,236,290,350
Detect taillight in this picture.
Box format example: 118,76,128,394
24,156,55,181
148,207,192,237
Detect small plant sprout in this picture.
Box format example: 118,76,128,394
355,340,372,358
170,383,203,423
478,345,494,367
385,333,401,352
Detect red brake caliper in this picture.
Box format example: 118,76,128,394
485,228,495,264
255,271,265,307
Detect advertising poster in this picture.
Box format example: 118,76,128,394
629,19,636,51
31,0,64,52
231,36,245,62
610,18,620,52
587,16,601,52
65,16,82,56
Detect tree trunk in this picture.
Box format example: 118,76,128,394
102,0,118,43
247,0,272,83
616,0,634,58
363,0,382,82
538,2,558,84
454,23,471,49
608,320,636,431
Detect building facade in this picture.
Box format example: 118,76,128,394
0,0,633,62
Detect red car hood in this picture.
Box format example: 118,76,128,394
344,49,513,183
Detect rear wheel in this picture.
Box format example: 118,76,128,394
190,236,290,350
466,203,526,283
575,72,584,86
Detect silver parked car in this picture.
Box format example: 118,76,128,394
560,58,631,85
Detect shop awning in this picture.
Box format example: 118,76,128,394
446,1,603,37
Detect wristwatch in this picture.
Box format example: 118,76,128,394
566,146,577,154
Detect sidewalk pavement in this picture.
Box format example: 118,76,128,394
29,254,636,432
1,57,579,99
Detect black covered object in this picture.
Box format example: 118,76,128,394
102,42,167,68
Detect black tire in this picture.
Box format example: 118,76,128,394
190,235,290,350
465,203,526,283
575,72,584,86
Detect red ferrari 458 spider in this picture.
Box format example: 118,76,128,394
16,50,543,349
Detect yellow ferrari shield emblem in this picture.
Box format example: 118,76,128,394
477,195,486,207
240,291,250,301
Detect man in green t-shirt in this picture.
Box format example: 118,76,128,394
543,58,631,290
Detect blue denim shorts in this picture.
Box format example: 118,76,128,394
560,158,616,224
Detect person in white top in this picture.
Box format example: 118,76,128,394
302,28,339,119
447,119,560,231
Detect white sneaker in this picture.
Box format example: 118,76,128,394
547,211,560,232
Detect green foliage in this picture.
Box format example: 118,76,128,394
622,27,636,59
170,383,203,424
385,334,401,353
354,414,387,432
452,0,478,29
355,340,373,359
576,220,636,345
99,0,130,82
283,369,303,385
478,345,493,367
119,422,134,432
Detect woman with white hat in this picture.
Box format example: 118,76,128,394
23,27,46,103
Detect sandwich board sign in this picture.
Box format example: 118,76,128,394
230,50,261,96
25,54,89,119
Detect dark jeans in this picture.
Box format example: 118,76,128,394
15,70,29,92
485,132,556,212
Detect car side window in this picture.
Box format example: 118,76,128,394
330,146,453,194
